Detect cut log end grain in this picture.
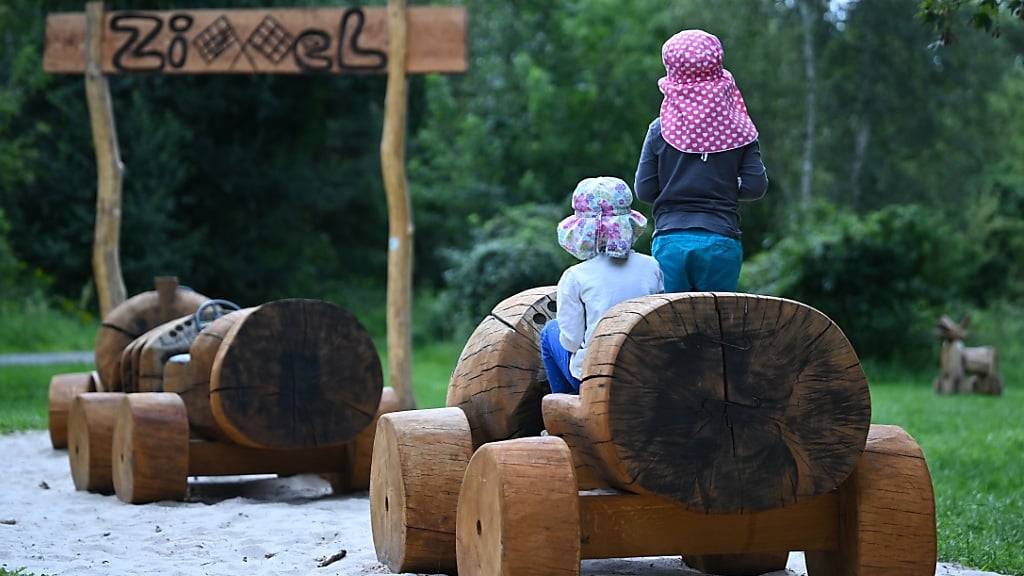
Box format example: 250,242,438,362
179,310,253,440
584,293,871,513
446,286,557,446
111,393,189,504
68,392,125,493
805,424,936,576
370,408,473,574
94,285,208,391
209,300,382,450
456,436,580,576
48,372,97,449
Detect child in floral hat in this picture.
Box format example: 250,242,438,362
635,29,768,292
540,177,663,394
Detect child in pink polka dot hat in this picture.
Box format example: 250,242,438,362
634,29,768,293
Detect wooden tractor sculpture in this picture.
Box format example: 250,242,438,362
47,277,208,449
370,288,937,576
54,280,396,503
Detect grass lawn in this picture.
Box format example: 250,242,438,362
1,334,1021,573
867,367,1023,574
0,301,96,354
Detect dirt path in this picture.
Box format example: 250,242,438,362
0,431,1005,576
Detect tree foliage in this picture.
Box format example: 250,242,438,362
0,0,1022,353
920,0,1024,45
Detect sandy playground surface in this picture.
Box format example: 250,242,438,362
0,431,1006,576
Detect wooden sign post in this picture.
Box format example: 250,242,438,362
45,2,468,409
83,2,126,318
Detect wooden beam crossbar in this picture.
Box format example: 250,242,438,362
578,491,840,560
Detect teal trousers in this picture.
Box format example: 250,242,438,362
652,229,743,293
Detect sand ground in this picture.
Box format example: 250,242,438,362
0,431,1005,576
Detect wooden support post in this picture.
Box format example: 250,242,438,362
381,0,416,410
84,1,126,317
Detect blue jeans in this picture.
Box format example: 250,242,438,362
539,320,581,394
652,229,743,292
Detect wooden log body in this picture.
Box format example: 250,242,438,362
112,393,190,503
188,441,349,477
336,386,401,492
805,425,936,576
454,426,934,575
210,299,382,450
48,371,98,449
934,339,965,394
963,345,1002,395
135,314,203,392
545,293,871,514
447,287,557,446
963,345,997,375
456,437,581,576
163,309,253,440
95,279,207,391
370,408,473,574
683,553,789,575
547,392,823,576
118,321,162,393
68,392,125,492
110,393,354,504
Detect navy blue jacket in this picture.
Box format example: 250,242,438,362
635,118,768,238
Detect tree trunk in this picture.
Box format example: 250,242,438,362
850,120,871,209
798,0,819,212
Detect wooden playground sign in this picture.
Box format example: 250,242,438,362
43,7,466,75
44,1,465,410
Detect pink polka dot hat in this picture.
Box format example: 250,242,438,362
658,30,759,154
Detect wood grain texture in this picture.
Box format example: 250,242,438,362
541,393,607,490
48,371,98,449
447,286,557,446
85,1,126,318
456,437,581,576
578,293,871,513
44,6,467,75
112,393,190,504
342,386,400,491
166,309,253,440
210,299,382,449
805,424,936,576
135,314,202,392
578,490,837,559
187,441,348,477
94,282,208,391
68,392,124,493
370,408,473,574
382,0,416,411
683,553,790,576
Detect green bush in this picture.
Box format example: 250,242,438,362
438,203,573,337
742,204,969,363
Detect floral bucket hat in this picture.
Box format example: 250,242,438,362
557,177,647,260
658,29,759,154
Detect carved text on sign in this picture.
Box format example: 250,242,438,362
43,6,468,75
